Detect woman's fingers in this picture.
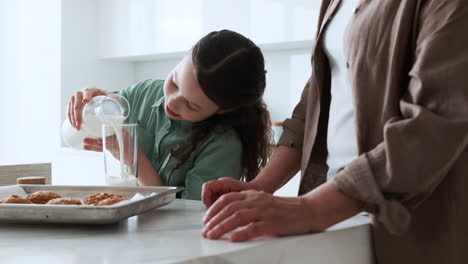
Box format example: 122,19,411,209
202,177,251,209
202,192,246,225
229,222,268,242
202,180,228,209
203,200,248,232
204,208,260,240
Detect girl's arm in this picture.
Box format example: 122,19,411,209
137,150,164,186
83,137,164,186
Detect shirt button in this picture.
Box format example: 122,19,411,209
354,7,360,14
346,62,350,68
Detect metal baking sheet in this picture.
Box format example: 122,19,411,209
0,185,183,224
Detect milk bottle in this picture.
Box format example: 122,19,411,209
61,94,130,149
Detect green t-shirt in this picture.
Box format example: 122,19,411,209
119,79,242,200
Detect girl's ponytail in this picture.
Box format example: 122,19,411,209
228,100,272,181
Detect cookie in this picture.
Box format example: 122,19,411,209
27,191,61,204
83,193,124,205
97,197,127,206
46,198,82,205
2,194,32,204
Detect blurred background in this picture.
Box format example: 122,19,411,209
0,0,320,195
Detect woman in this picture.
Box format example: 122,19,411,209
201,1,468,263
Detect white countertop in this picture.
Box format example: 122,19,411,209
0,199,373,264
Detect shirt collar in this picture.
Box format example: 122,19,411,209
152,96,165,108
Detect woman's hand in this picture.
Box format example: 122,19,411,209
67,86,110,130
201,181,363,242
201,190,318,242
201,177,262,208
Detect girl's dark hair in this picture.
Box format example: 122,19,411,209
172,29,272,181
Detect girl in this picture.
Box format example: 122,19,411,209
67,30,272,200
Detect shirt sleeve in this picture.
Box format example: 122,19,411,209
181,133,243,200
334,1,468,235
277,78,311,149
117,79,159,109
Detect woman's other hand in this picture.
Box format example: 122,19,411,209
201,177,261,209
67,86,110,130
202,190,317,242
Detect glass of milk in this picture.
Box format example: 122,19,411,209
102,123,138,186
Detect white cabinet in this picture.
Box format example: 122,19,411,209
96,0,319,61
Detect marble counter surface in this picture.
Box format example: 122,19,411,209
0,199,373,264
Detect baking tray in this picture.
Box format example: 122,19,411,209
0,184,183,224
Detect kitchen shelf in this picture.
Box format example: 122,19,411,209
99,40,313,63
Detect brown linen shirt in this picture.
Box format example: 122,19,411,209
278,0,468,263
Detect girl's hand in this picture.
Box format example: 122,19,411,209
202,177,261,208
201,190,317,242
84,129,138,173
67,86,110,130
83,137,104,152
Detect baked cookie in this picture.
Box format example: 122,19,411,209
46,198,82,205
97,197,127,206
27,191,61,204
83,193,124,205
2,194,32,204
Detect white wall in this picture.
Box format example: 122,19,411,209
0,0,61,162
0,0,135,185
56,0,136,185
97,0,319,58
61,0,136,126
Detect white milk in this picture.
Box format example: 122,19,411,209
106,175,138,186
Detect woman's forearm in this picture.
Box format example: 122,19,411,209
300,180,363,231
252,145,302,194
137,151,164,186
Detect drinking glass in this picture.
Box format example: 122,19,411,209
102,123,138,186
